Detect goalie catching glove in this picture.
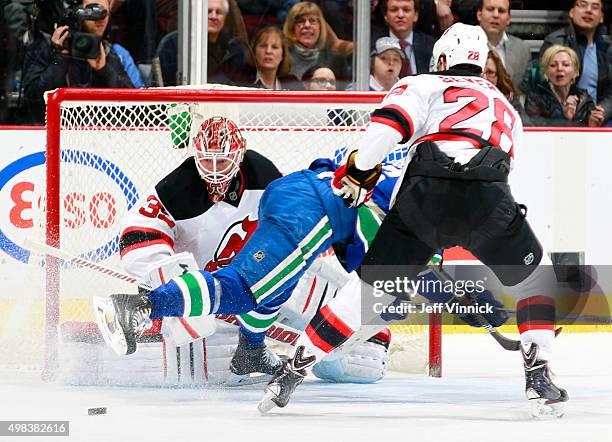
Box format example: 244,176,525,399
332,150,382,208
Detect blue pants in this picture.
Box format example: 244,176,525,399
149,170,356,345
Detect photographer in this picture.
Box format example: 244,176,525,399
23,0,142,124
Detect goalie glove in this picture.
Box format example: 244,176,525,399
332,150,382,208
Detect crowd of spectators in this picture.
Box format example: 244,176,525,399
0,0,611,127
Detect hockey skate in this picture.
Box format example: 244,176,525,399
93,294,152,356
226,332,283,386
258,346,315,414
522,343,568,418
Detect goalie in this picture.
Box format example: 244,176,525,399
114,115,391,385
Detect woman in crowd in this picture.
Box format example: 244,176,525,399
301,64,337,91
484,51,517,101
237,26,298,89
283,2,351,87
523,45,600,127
483,50,526,118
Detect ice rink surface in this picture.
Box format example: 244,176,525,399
1,333,611,442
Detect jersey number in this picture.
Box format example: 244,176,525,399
139,195,176,228
438,87,515,150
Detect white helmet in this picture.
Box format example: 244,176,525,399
192,116,246,202
430,23,488,72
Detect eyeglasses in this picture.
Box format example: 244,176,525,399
295,16,321,27
574,1,602,11
484,69,498,78
310,78,336,87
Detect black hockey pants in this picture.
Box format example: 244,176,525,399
358,140,543,287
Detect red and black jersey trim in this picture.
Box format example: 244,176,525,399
305,305,354,353
517,295,556,333
119,227,174,257
370,104,414,144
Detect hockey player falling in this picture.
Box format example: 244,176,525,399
259,23,568,418
101,116,395,385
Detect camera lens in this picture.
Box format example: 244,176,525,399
74,35,93,51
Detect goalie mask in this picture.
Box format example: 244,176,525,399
430,23,488,72
192,116,247,202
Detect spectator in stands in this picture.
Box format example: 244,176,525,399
477,0,531,92
524,45,600,126
369,37,403,91
302,64,337,91
484,50,528,119
372,0,435,76
283,2,351,86
22,0,142,124
372,0,453,39
540,0,612,124
208,0,249,84
484,50,517,101
235,26,298,89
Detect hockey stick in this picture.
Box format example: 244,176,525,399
24,238,303,349
24,238,153,290
428,265,521,351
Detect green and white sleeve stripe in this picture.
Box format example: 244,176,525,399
238,310,280,334
356,206,383,253
171,271,211,317
250,217,332,303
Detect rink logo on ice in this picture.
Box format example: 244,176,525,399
205,216,258,271
0,150,138,263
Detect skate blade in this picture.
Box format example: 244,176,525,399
92,296,129,356
257,390,278,415
530,398,565,418
225,372,272,387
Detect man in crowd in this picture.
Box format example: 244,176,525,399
372,0,435,76
477,0,531,91
540,0,611,126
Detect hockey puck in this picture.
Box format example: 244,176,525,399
88,407,107,415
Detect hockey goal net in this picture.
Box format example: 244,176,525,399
4,87,441,379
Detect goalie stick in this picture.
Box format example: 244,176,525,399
24,238,304,348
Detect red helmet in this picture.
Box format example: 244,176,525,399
192,117,246,202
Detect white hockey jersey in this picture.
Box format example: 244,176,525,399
119,150,282,281
354,71,523,171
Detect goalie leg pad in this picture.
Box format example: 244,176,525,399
313,330,390,383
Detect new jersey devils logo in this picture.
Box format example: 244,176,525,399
205,216,258,271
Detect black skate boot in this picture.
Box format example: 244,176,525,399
93,293,152,356
257,346,316,414
226,332,282,386
522,343,568,418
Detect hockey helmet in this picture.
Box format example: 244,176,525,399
430,23,488,72
192,116,246,202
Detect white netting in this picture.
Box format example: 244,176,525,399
0,88,436,376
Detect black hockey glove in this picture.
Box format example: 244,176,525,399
332,150,382,208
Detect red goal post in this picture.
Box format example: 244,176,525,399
42,87,442,379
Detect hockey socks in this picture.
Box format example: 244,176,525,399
148,267,257,319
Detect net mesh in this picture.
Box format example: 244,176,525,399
0,89,434,375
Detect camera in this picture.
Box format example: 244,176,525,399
58,1,108,59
